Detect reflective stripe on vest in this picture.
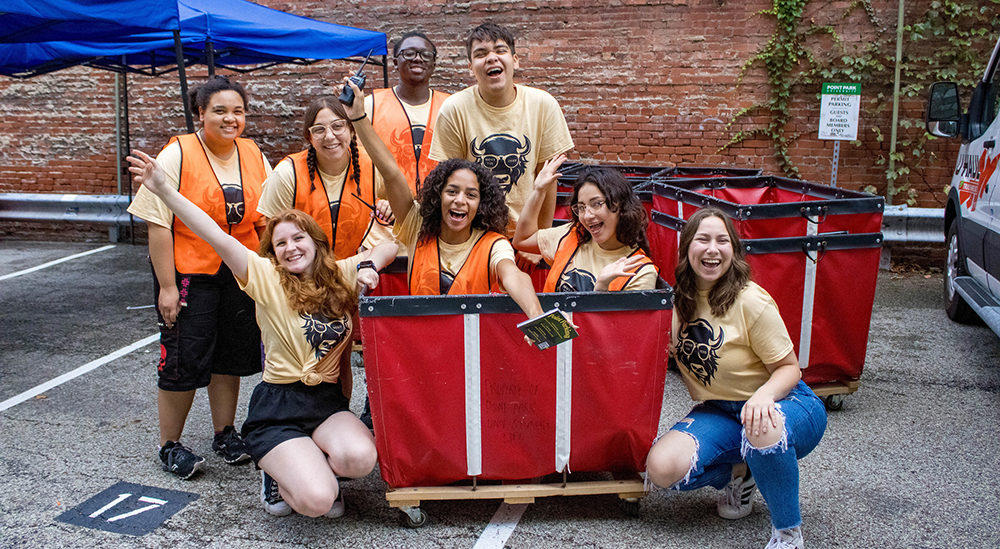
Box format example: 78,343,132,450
370,88,448,194
409,231,505,295
170,134,265,275
286,149,376,258
542,228,654,292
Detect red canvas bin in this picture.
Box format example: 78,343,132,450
651,176,885,240
656,166,762,179
359,290,672,489
648,212,882,392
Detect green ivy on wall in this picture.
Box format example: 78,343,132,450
725,0,1000,205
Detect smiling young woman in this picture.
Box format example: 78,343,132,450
127,146,396,519
257,97,384,259
645,208,827,549
125,75,272,481
513,164,657,292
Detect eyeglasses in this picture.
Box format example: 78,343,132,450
571,199,607,217
308,120,350,138
396,48,435,62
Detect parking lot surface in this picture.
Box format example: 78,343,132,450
1,240,999,548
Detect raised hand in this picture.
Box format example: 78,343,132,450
126,150,169,197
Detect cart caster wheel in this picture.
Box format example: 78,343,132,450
621,499,641,518
401,508,428,528
824,394,845,411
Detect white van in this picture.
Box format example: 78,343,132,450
925,35,1000,337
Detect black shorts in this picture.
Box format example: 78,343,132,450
153,262,262,392
240,380,350,464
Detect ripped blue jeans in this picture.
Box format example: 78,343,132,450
667,380,827,530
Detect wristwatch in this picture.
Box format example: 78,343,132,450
357,260,377,272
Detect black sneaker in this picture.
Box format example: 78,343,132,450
359,397,373,431
212,426,251,464
159,441,207,480
261,471,292,516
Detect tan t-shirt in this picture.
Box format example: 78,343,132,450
428,84,574,235
537,224,657,292
127,138,272,229
257,156,353,219
672,282,795,401
393,201,515,285
238,250,361,385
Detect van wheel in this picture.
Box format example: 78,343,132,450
945,223,978,323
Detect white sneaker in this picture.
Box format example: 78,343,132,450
764,526,804,549
324,490,345,518
718,469,757,519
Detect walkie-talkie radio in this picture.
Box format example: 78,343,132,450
338,50,373,106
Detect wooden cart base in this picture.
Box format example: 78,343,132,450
809,380,860,411
386,479,646,528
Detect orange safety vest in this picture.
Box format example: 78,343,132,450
370,87,449,194
286,149,377,258
543,229,656,292
409,231,506,295
170,134,265,275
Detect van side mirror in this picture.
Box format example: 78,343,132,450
925,82,961,138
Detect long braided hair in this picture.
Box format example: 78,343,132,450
302,97,361,193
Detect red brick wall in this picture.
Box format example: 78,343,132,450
0,0,974,210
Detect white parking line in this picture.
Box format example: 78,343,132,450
0,244,116,281
472,503,528,549
0,334,158,412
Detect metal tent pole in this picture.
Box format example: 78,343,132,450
174,30,195,133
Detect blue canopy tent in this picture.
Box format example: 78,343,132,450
1,0,388,242
0,0,389,131
1,0,180,43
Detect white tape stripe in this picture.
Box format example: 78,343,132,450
799,218,819,368
554,312,573,473
0,334,159,412
0,244,116,281
472,503,528,549
464,314,482,477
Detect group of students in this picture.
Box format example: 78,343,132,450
125,22,826,549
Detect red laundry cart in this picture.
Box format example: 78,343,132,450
359,290,672,526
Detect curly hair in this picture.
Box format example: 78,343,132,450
258,209,358,319
417,158,509,241
188,75,248,118
302,97,361,193
673,207,751,323
570,167,650,254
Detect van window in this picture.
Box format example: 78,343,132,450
981,62,999,134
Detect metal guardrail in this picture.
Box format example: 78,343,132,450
0,193,946,244
0,193,143,243
881,205,945,243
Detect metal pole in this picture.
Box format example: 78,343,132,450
174,30,195,133
887,0,905,206
206,40,216,76
115,72,121,196
382,54,388,88
830,140,840,188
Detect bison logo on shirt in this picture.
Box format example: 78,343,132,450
470,134,530,195
300,311,349,360
675,319,724,386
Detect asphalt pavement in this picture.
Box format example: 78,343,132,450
1,240,998,548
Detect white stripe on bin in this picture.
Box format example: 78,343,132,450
799,218,818,368
465,313,483,477
554,312,573,473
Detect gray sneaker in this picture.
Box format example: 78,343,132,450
764,526,804,549
159,441,207,480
